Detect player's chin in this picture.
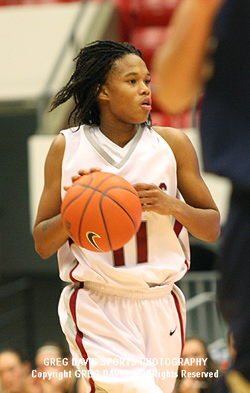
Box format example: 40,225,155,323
136,112,151,124
126,110,150,125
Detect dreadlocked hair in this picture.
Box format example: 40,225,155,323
49,40,152,127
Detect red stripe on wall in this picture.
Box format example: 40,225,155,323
69,285,96,393
171,290,185,356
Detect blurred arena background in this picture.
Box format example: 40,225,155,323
0,0,232,367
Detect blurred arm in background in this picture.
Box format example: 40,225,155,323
152,0,225,114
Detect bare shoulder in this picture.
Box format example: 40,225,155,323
48,133,65,155
45,133,65,165
43,133,66,182
152,126,193,159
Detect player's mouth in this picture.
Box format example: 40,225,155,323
141,97,152,111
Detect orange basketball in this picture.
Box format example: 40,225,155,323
61,171,142,252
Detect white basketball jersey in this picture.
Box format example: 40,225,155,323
58,125,190,289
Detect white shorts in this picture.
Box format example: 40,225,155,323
58,281,186,393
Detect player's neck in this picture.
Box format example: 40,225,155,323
99,122,138,148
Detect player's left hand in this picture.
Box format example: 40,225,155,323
133,183,175,215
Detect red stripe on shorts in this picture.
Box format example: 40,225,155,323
69,285,96,393
171,290,185,356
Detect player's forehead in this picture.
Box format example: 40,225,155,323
109,53,149,79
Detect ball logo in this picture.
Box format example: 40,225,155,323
86,231,102,251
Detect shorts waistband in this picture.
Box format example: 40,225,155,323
82,281,174,299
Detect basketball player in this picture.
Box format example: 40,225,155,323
33,41,220,393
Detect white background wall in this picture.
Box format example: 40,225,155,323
0,2,84,102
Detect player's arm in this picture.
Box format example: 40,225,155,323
152,0,225,114
162,126,220,242
168,127,220,242
33,134,69,259
134,127,220,243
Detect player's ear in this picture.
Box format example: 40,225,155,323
97,84,109,101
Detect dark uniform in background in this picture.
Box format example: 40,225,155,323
200,0,250,381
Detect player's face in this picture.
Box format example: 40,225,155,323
99,54,152,125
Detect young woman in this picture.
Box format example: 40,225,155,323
33,40,220,393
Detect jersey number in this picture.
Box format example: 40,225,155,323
113,222,147,267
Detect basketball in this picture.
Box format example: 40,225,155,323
61,171,142,252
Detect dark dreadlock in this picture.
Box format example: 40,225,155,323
49,40,152,127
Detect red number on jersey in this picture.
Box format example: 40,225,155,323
113,222,148,267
